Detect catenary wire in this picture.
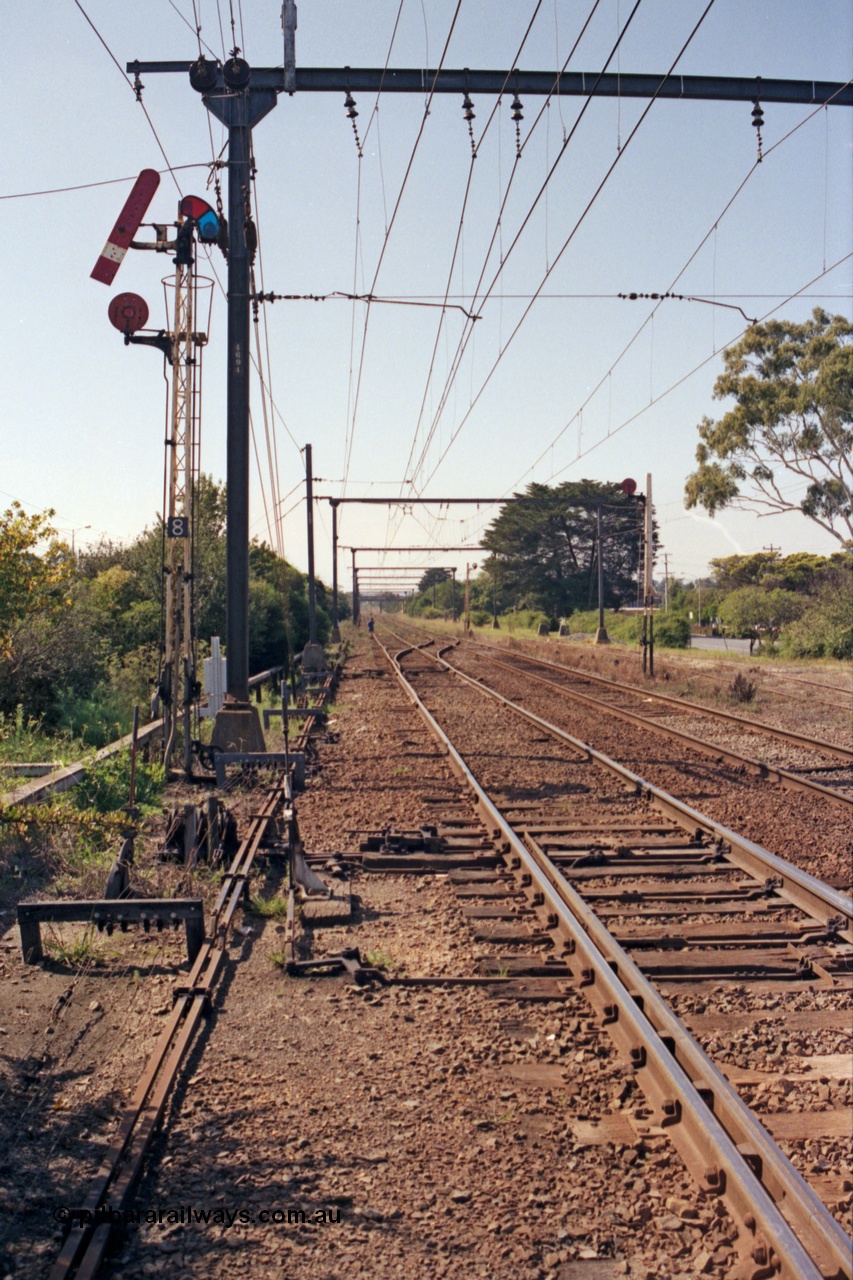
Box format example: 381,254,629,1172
416,0,719,496
507,76,853,497
548,252,853,482
397,0,549,513
403,0,628,494
70,0,186,196
340,0,467,499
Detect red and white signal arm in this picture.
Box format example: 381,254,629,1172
91,169,161,286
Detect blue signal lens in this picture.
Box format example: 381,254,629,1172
197,210,221,242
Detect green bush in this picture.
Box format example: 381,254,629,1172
562,609,689,649
0,707,70,764
502,610,551,633
564,610,642,644
781,571,853,658
718,586,806,638
56,686,130,749
653,612,691,648
72,749,166,814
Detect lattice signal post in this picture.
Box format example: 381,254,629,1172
101,198,215,773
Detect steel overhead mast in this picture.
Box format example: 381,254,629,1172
127,20,852,701
130,62,853,107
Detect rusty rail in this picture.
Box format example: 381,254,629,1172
49,666,338,1280
470,635,853,762
445,636,853,809
373,627,853,1280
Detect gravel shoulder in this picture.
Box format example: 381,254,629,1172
2,629,847,1280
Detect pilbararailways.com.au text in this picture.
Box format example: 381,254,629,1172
53,1204,341,1229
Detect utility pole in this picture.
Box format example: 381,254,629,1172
66,525,92,558
351,549,359,625
305,444,317,644
465,562,478,633
594,504,610,645
330,500,340,643
642,472,655,677
664,553,670,613
302,444,324,670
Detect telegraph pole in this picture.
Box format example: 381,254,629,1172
643,472,655,677
330,500,340,643
351,549,359,625
304,444,317,643
594,504,610,645
302,443,326,670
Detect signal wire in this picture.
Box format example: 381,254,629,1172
508,76,853,496
70,0,186,196
0,165,211,202
415,0,719,495
340,0,466,500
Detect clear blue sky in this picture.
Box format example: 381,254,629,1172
2,1,851,588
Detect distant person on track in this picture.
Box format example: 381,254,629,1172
367,616,375,634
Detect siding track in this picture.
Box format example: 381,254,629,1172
371,623,853,1280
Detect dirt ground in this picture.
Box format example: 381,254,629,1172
0,626,848,1279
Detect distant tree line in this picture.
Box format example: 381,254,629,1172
405,480,649,625
403,483,851,658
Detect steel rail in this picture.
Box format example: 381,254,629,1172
430,638,853,940
470,636,853,763
381,626,852,940
373,632,852,1280
768,670,853,699
449,640,853,810
49,668,338,1280
2,668,284,811
1,719,166,809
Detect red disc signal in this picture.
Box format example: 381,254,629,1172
621,477,638,495
91,169,161,286
108,292,149,335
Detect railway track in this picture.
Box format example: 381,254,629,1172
384,622,852,886
398,625,853,809
368,623,852,1280
45,669,337,1280
15,631,850,1279
535,635,853,716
